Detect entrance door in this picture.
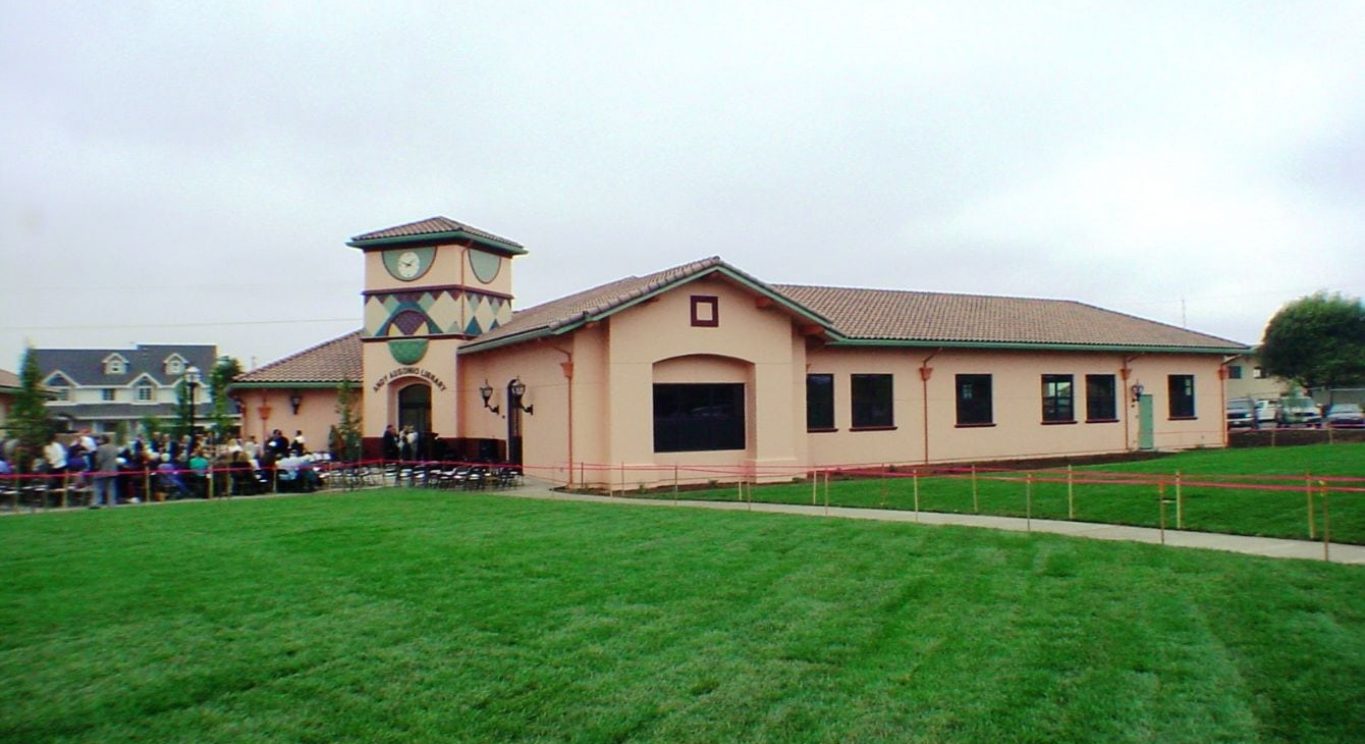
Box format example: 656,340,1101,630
398,383,432,434
507,380,524,466
1138,394,1155,451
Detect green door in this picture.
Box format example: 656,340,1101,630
1138,394,1155,451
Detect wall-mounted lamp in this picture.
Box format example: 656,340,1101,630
479,380,500,414
1130,383,1145,403
509,378,534,415
289,392,303,415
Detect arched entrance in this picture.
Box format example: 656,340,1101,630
397,383,431,435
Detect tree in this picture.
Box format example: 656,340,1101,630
208,356,243,442
335,381,363,462
10,346,54,473
1260,292,1365,402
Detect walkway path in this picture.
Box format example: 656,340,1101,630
506,484,1365,565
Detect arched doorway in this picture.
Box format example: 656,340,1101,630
397,383,431,435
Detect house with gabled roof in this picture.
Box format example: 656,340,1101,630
29,345,219,434
0,368,21,439
239,215,1248,487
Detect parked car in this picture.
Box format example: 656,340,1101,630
1225,398,1256,429
1277,397,1323,428
1325,403,1365,428
1255,399,1279,427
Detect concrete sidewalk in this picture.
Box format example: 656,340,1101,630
503,485,1365,565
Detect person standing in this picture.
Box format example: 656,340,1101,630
91,434,121,508
382,424,400,462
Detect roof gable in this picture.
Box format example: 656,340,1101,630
458,257,835,354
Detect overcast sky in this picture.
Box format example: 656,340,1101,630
2,1,1362,373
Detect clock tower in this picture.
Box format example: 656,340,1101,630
347,216,525,457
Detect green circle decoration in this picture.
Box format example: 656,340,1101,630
388,339,429,365
469,250,502,284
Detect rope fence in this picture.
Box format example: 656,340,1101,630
3,456,1360,555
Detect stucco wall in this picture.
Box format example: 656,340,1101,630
238,387,343,456
801,348,1227,467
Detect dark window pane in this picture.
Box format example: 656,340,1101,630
956,374,993,425
1042,374,1074,422
1085,374,1117,421
653,383,745,452
851,374,894,428
1168,375,1196,418
806,374,834,430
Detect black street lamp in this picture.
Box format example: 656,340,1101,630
184,365,201,451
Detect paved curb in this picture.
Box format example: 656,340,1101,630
503,486,1365,565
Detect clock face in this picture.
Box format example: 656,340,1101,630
382,247,435,281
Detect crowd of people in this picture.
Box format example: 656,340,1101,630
0,427,328,507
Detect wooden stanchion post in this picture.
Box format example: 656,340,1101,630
673,465,679,504
208,466,215,500
1067,464,1075,520
823,470,830,515
1320,481,1330,562
61,471,70,509
1175,470,1183,530
812,470,818,506
1158,481,1167,545
913,470,920,522
1025,473,1032,532
971,465,979,513
880,469,887,509
143,470,151,504
1306,473,1315,540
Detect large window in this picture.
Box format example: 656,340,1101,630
1041,375,1074,423
956,374,993,426
101,388,116,402
1085,375,1117,421
806,374,834,431
1168,375,1196,418
136,383,155,402
654,383,745,452
851,374,894,428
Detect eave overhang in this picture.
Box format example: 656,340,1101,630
347,231,527,256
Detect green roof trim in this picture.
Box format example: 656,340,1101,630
347,231,527,256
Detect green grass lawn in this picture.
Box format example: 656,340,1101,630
2,491,1363,742
652,443,1365,545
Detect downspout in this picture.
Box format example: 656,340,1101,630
552,344,574,489
919,349,941,465
1120,355,1140,451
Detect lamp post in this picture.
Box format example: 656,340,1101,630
184,365,201,452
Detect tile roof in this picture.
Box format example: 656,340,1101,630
233,331,363,386
773,284,1245,350
461,257,1245,354
349,216,525,252
31,345,219,386
0,368,20,391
